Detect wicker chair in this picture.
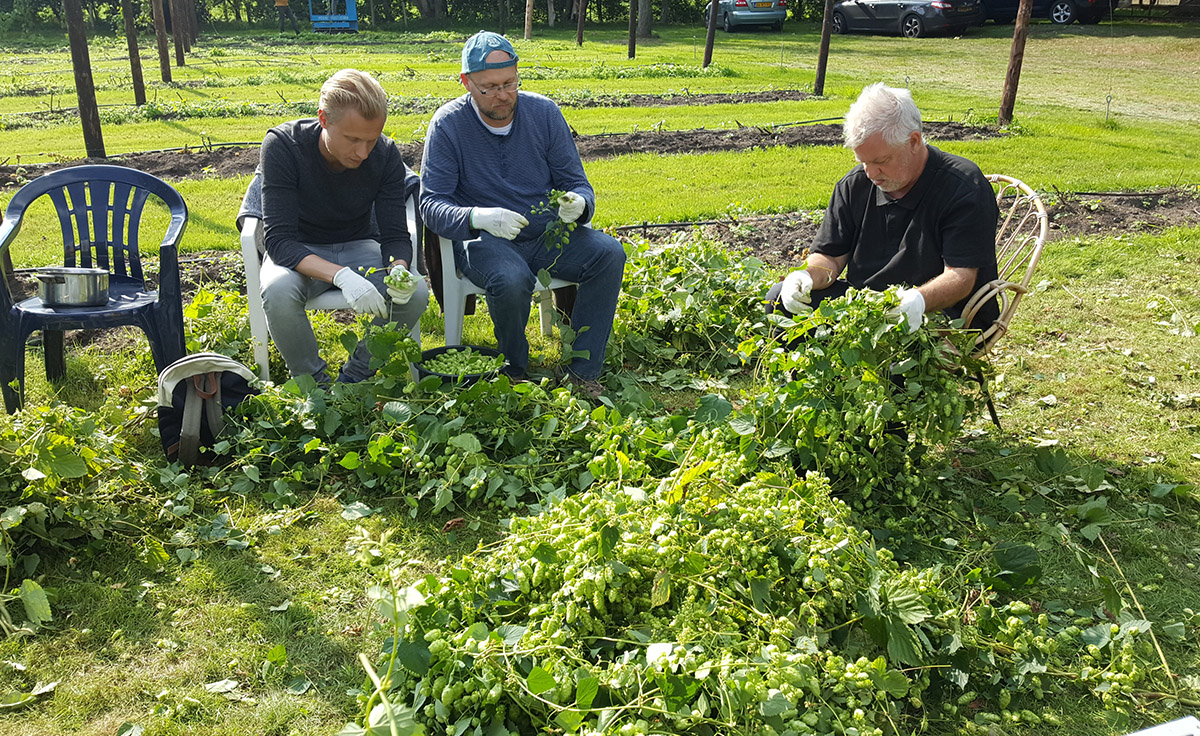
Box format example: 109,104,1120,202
961,174,1049,427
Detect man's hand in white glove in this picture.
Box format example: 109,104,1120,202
780,270,815,315
471,207,528,240
556,191,586,224
333,266,388,319
385,264,418,304
892,287,926,333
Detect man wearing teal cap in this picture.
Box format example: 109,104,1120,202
420,31,626,398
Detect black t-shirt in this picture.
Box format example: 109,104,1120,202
259,118,415,270
811,145,1000,326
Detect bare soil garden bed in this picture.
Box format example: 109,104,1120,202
0,121,998,185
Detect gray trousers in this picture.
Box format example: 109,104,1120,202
261,239,429,383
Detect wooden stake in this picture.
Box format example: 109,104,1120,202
813,0,834,95
999,0,1034,125
627,0,636,58
170,0,186,66
703,0,718,68
122,0,146,105
151,0,171,82
576,0,587,45
63,0,105,157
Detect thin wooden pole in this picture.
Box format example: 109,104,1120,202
170,0,186,65
627,0,636,58
151,0,171,81
813,0,834,95
575,0,587,45
63,0,105,157
703,0,718,68
999,0,1034,125
122,0,147,105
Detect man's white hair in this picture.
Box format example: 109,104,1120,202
843,83,923,150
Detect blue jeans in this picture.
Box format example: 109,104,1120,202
261,239,429,383
454,226,626,380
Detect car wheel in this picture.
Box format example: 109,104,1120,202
1050,0,1076,23
723,12,734,31
901,14,925,37
772,20,784,31
832,10,847,33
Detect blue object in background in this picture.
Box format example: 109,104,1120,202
307,0,358,32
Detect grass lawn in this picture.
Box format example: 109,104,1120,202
0,16,1199,736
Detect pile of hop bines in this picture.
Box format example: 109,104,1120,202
347,474,964,736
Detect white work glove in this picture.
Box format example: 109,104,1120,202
333,266,388,319
780,270,815,315
471,207,528,240
556,191,586,224
385,264,418,305
892,287,926,333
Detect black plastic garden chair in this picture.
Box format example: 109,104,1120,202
0,165,188,413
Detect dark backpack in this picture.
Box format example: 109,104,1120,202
156,353,259,467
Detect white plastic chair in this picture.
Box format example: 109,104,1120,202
436,232,580,346
239,189,423,380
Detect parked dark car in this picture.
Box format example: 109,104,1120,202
832,0,984,36
980,0,1115,24
703,0,788,31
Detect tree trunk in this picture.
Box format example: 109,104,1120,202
636,0,651,36
122,0,146,105
548,0,555,26
576,0,586,44
660,0,667,23
170,0,186,65
999,0,1034,126
525,0,534,38
64,0,105,157
151,0,171,81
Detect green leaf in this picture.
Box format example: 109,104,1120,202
0,506,27,530
749,577,772,614
116,724,145,736
381,401,413,424
19,580,51,626
448,433,482,454
531,543,559,565
760,690,792,717
285,676,313,695
575,676,599,709
694,394,732,423
204,679,239,694
142,538,171,565
495,624,527,646
870,669,910,697
990,542,1042,589
598,523,620,558
526,666,557,695
884,614,925,665
555,710,584,733
0,692,35,709
1099,575,1124,616
393,640,431,675
266,643,287,665
365,701,423,736
340,330,359,354
1081,623,1111,648
338,452,361,470
651,570,671,607
1162,622,1187,640
884,583,929,625
341,501,375,520
47,445,87,478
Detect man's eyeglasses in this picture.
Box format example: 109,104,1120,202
470,78,520,96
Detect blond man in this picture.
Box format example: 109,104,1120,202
258,69,428,384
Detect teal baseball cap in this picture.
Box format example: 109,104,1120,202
461,31,518,74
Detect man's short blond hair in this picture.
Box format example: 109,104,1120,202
319,69,388,123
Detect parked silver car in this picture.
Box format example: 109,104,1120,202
704,0,788,31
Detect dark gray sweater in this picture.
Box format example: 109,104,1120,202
260,118,414,269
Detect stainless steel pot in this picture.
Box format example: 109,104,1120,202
35,267,110,307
